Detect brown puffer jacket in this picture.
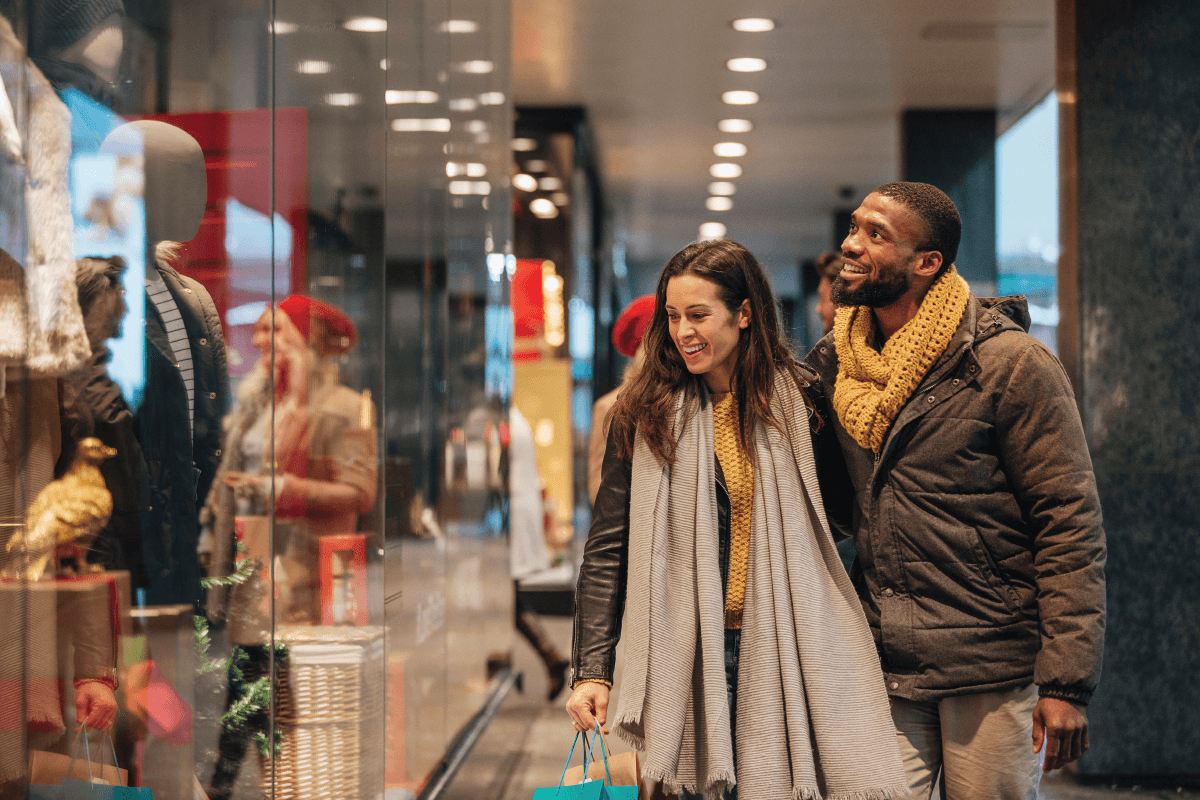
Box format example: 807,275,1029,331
806,294,1106,704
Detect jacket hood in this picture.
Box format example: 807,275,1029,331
978,295,1032,333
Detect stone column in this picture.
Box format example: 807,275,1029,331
1060,0,1200,776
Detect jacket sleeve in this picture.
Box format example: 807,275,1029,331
803,345,856,538
995,342,1106,703
571,425,631,686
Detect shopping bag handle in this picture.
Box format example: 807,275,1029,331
589,722,614,788
556,730,583,791
67,724,127,789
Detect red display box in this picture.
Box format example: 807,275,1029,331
318,534,368,626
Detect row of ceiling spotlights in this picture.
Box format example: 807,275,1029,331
270,17,482,34
700,17,774,241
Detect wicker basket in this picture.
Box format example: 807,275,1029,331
267,625,386,800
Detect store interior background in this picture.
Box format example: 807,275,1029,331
0,0,1194,796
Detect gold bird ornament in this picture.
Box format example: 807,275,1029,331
6,437,117,580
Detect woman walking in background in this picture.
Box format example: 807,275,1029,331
566,240,904,800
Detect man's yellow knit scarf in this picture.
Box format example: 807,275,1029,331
832,266,970,453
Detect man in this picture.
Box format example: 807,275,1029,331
811,251,842,333
806,182,1105,799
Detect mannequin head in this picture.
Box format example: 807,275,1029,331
100,121,207,265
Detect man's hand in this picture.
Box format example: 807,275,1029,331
75,680,117,731
1032,696,1089,772
566,681,610,734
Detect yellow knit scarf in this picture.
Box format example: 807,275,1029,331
832,266,970,453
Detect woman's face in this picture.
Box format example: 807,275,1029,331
665,274,749,393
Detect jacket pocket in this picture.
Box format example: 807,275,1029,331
969,529,1023,616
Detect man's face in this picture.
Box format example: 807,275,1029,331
831,192,928,309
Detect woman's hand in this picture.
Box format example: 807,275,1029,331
75,680,117,731
566,681,610,734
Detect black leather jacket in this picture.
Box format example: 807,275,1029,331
571,366,838,686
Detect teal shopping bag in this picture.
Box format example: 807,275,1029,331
534,725,638,800
60,727,152,800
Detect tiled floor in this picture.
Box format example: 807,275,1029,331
454,615,1199,800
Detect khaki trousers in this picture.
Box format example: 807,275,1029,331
890,684,1042,800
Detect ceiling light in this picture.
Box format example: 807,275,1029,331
387,90,438,104
296,60,332,75
454,60,494,74
530,198,559,219
343,16,387,32
512,173,538,192
727,57,767,72
449,98,478,111
713,142,747,158
710,163,742,179
512,137,538,151
448,180,491,195
392,118,451,132
722,90,759,105
706,197,733,212
699,222,727,239
269,20,298,34
524,159,549,173
324,93,359,106
539,176,563,191
732,18,775,32
465,120,487,134
708,182,737,196
380,59,390,70
446,162,487,177
479,92,505,105
719,119,753,133
439,19,479,33
551,192,570,206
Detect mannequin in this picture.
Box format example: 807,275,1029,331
100,121,229,607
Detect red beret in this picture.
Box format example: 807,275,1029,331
612,295,656,358
278,295,358,356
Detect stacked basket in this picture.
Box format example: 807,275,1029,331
269,625,386,800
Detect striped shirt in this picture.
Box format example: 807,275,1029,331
145,276,195,439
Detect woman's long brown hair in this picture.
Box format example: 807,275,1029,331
608,239,815,464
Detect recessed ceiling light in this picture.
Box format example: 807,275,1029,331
722,90,759,105
530,198,559,219
392,118,451,132
727,58,767,72
449,98,478,112
539,176,563,191
713,142,747,158
478,92,506,105
454,60,494,74
708,182,737,196
380,59,390,70
525,159,549,173
387,90,439,104
732,18,775,32
710,163,742,179
439,20,479,33
512,138,538,151
699,222,727,239
344,16,387,32
296,60,332,75
551,192,570,206
324,93,359,106
719,119,753,133
706,197,733,212
449,180,491,195
269,20,298,34
446,162,487,177
512,173,538,192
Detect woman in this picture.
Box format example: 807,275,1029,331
566,240,904,800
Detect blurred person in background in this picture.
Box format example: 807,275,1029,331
812,251,842,334
567,240,905,800
201,295,377,800
588,295,655,504
807,182,1106,796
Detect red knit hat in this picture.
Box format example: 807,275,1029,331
278,295,358,357
612,295,656,358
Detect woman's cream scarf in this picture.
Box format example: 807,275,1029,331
832,267,970,453
616,372,906,800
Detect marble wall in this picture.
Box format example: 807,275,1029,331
1070,0,1200,776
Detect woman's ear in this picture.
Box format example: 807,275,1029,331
737,299,751,329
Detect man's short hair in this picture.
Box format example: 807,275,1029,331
812,251,842,280
874,182,961,274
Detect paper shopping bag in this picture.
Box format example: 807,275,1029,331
58,727,151,799
537,727,638,800
563,731,643,800
28,729,128,800
533,729,608,800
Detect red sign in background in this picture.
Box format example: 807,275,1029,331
139,108,309,375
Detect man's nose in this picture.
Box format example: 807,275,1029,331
841,231,861,257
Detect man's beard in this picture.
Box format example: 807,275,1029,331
831,268,909,308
